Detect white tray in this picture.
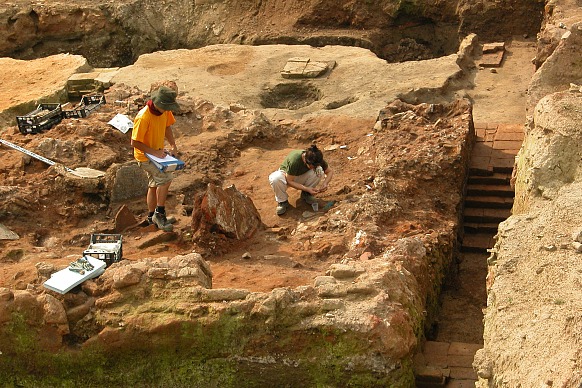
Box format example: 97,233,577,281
43,257,106,294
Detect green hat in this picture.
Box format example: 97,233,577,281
151,86,180,112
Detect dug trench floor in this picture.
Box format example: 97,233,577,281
414,123,523,387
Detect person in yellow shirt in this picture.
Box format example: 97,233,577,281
131,86,180,232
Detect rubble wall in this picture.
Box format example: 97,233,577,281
0,238,456,386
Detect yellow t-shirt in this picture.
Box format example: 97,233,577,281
131,105,176,162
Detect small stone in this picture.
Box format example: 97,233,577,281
314,276,336,287
0,288,14,301
242,252,252,260
572,242,582,252
542,245,557,252
572,228,582,242
490,68,497,73
302,211,317,218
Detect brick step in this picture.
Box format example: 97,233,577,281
468,166,494,176
469,162,515,176
415,365,448,387
492,165,515,174
414,342,482,387
463,222,499,234
463,207,511,224
467,183,514,197
465,195,514,209
461,233,495,252
468,172,512,185
446,379,481,387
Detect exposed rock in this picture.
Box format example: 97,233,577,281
456,33,480,72
107,162,148,203
280,57,334,79
35,262,56,278
114,204,137,232
527,21,582,114
0,287,13,302
111,266,143,289
326,263,365,279
192,183,263,240
314,275,337,287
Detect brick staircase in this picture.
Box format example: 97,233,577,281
461,171,513,253
414,124,523,387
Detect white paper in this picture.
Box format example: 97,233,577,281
146,153,181,164
145,153,185,172
108,114,133,134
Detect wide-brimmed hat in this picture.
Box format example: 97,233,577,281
151,86,180,112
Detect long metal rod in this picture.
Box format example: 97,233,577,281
0,138,74,173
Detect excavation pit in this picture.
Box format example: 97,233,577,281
0,0,551,385
259,82,322,110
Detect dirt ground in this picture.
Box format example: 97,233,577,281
0,38,535,318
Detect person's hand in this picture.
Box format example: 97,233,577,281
153,149,167,158
168,145,179,157
318,183,329,193
305,187,318,195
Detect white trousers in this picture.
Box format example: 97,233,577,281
268,169,321,203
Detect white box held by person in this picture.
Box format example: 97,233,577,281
146,153,185,172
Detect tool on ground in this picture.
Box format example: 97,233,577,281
0,138,105,178
322,201,336,211
68,257,95,275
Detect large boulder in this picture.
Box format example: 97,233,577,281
191,183,264,240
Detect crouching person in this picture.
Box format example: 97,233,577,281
268,144,334,215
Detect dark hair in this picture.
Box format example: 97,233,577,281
304,144,323,166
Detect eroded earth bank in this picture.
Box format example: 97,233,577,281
0,0,580,387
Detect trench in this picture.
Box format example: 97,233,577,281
415,129,520,387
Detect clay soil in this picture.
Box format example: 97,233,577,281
0,38,536,341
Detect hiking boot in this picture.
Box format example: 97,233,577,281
301,191,317,205
148,215,176,225
276,201,289,215
152,211,174,232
